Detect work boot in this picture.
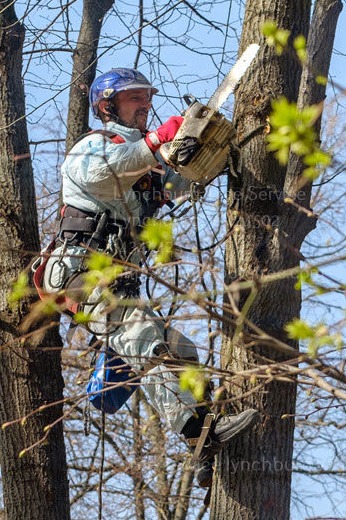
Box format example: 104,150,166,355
195,457,214,488
201,409,259,461
189,409,259,486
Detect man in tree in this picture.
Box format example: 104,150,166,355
41,67,259,487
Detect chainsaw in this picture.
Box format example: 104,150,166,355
160,43,260,185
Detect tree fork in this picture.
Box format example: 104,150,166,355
210,0,342,518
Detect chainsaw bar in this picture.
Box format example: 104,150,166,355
208,43,260,111
160,43,260,184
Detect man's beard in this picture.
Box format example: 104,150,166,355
131,109,149,133
116,109,149,133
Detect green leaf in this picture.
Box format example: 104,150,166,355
293,35,307,63
7,271,30,306
39,298,61,315
85,251,113,271
83,252,123,293
294,268,318,290
302,166,319,181
267,97,328,173
73,311,91,324
179,366,208,402
140,219,174,264
83,265,123,292
334,333,343,350
316,75,328,86
307,341,319,358
262,21,290,55
285,319,342,358
304,149,331,167
262,20,278,37
285,318,314,340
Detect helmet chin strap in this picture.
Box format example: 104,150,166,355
108,113,121,124
105,103,120,123
104,104,129,127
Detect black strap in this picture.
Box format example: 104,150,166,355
58,205,129,241
60,216,127,235
60,217,96,234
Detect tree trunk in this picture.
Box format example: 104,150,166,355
173,460,194,520
146,404,170,520
0,3,70,519
65,0,115,152
132,393,146,520
211,0,342,518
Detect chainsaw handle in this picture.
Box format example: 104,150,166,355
181,94,198,115
183,94,196,106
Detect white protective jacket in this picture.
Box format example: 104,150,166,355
62,121,191,223
43,121,199,433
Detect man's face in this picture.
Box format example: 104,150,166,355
114,89,152,133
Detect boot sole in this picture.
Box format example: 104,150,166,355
217,409,260,445
197,411,259,487
198,474,213,488
199,409,260,462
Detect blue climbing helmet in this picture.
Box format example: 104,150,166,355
89,68,159,118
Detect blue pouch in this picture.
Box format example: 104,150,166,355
86,348,136,414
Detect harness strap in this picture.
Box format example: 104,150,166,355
189,413,215,464
33,129,165,311
58,205,130,246
32,239,56,301
60,217,95,234
59,216,128,235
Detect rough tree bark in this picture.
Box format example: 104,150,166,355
132,392,146,520
0,3,70,519
141,392,195,520
211,0,342,519
65,0,115,152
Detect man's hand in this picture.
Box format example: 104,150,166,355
145,116,184,153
